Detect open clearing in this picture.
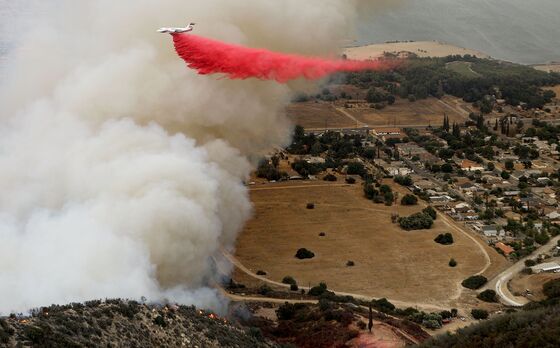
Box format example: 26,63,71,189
345,96,472,128
234,180,503,307
510,272,560,301
446,61,480,78
287,96,474,130
286,101,355,129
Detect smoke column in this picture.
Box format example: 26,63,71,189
172,34,393,82
0,0,368,314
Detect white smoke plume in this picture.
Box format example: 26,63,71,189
0,0,359,314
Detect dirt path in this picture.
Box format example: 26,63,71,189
335,107,367,127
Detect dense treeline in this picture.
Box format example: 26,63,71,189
344,55,560,109
418,305,560,348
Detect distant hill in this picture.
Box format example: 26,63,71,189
0,299,277,347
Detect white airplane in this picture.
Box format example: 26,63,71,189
157,23,195,34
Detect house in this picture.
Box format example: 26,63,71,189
373,128,402,141
394,143,427,158
430,195,454,204
460,159,484,172
482,225,505,239
453,202,471,213
531,262,560,273
495,242,514,256
546,211,560,220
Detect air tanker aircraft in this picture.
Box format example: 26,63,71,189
157,23,195,34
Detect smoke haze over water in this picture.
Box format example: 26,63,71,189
0,0,361,314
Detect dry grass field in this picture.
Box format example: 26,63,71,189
234,179,500,307
345,96,472,127
343,41,489,61
286,96,474,130
286,101,355,129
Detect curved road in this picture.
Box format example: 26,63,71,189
484,235,560,307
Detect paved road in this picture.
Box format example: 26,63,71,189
484,235,560,306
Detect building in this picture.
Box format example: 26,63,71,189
373,128,402,137
394,143,428,158
531,262,560,273
495,242,514,256
482,225,499,238
460,159,484,172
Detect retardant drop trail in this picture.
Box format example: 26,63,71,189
172,34,397,83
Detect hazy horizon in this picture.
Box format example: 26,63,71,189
356,0,560,64
1,1,560,66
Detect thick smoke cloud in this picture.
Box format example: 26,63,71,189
0,0,360,314
172,34,393,82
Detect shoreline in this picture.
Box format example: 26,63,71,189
343,40,559,70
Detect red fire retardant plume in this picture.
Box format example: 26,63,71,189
172,34,396,83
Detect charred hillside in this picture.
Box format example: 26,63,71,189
0,299,277,348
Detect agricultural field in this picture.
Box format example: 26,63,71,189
234,178,505,308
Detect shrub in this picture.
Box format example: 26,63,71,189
346,260,355,267
373,298,395,313
398,212,434,230
522,267,533,275
471,309,489,320
319,232,326,237
256,270,267,276
277,302,303,320
423,206,437,220
357,321,367,330
282,276,297,286
543,279,560,299
309,282,328,296
477,289,498,303
401,194,418,205
323,173,337,182
449,258,458,267
347,162,366,176
524,259,537,267
345,176,356,184
394,175,413,186
434,233,454,245
306,203,315,209
153,315,166,327
384,191,395,206
290,284,299,291
258,284,272,295
295,248,315,259
462,275,488,290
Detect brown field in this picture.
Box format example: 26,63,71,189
344,41,489,61
287,101,355,129
345,96,472,127
510,272,560,301
234,179,501,307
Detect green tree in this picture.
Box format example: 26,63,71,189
477,289,498,303
471,309,489,320
401,194,418,205
462,275,488,290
